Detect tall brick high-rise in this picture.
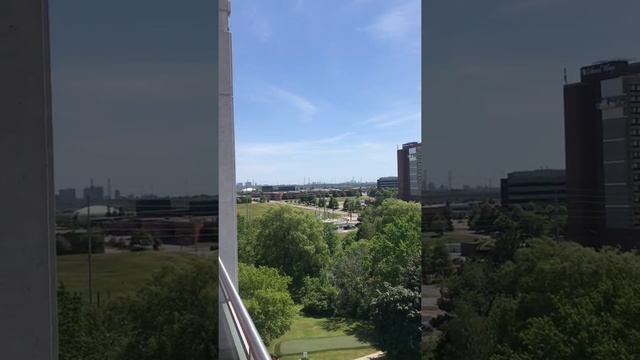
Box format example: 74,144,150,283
564,60,640,248
397,142,422,201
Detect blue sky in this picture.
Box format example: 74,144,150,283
232,0,421,185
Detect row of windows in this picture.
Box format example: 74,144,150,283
634,151,640,159
633,128,640,136
633,118,640,125
632,84,640,91
633,107,640,114
634,162,640,169
632,96,640,102
633,140,640,147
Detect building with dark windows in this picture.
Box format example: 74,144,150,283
83,184,104,202
55,188,77,209
377,176,398,189
261,185,297,192
135,199,173,218
398,142,422,201
500,169,566,206
564,60,640,248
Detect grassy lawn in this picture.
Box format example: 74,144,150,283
57,251,191,299
237,202,341,220
278,347,377,360
237,202,280,219
270,309,377,360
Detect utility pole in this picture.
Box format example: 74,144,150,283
86,184,93,305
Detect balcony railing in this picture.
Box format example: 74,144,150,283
219,259,272,360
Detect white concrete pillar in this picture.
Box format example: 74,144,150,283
0,1,58,359
219,0,237,286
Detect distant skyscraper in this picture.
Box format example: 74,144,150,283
564,60,640,248
83,184,104,202
397,142,422,201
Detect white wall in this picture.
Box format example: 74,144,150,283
0,1,58,358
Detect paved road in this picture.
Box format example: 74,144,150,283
422,284,445,328
271,201,360,223
353,351,385,360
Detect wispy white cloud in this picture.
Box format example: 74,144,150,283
364,0,420,42
246,6,272,42
269,86,318,122
238,132,353,157
362,110,420,128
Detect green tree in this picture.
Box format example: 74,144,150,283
58,284,85,360
367,200,421,286
328,196,339,210
299,276,339,316
357,198,420,240
434,240,640,360
423,243,450,282
254,206,330,292
120,258,218,360
370,283,421,360
429,213,447,235
239,263,296,344
238,214,258,264
323,222,341,256
469,202,500,233
333,241,374,318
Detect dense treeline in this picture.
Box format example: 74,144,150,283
423,201,640,360
426,240,640,360
58,258,218,360
238,198,421,359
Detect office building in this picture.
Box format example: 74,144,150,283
564,60,640,248
500,169,566,206
135,199,173,218
55,188,77,209
377,176,398,189
398,142,422,201
83,184,104,202
261,185,296,192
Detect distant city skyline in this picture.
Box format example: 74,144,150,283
51,0,420,193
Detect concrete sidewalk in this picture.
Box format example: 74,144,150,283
353,351,385,360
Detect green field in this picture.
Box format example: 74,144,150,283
270,310,377,360
276,336,371,356
57,251,192,299
278,347,377,360
237,202,280,219
237,202,341,220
